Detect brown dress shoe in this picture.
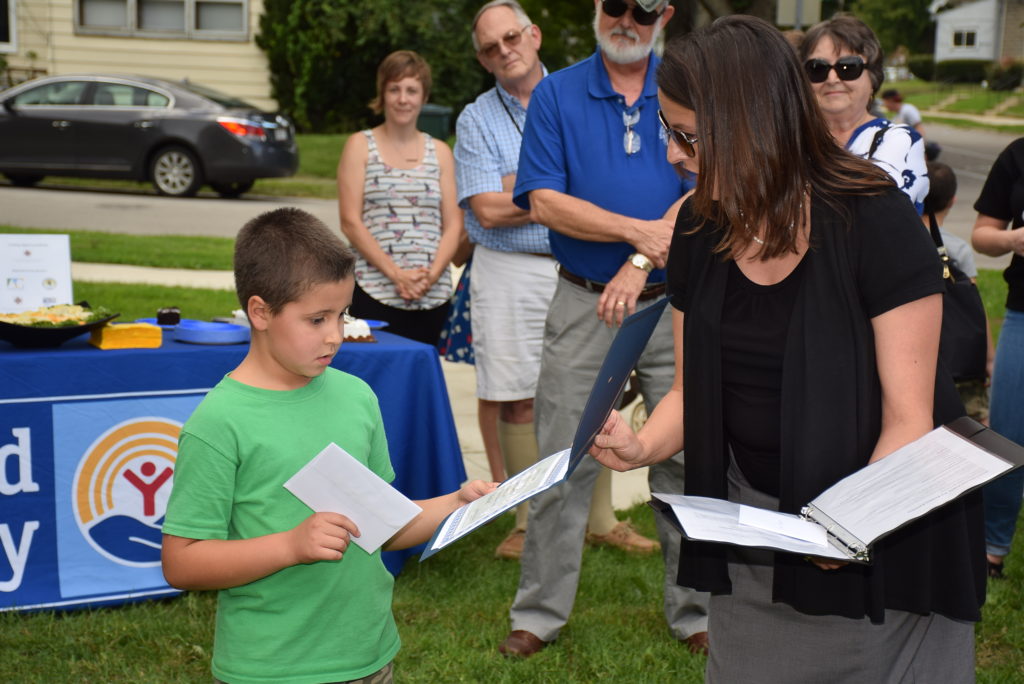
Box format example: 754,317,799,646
585,521,661,554
499,630,547,658
683,631,709,655
495,529,526,560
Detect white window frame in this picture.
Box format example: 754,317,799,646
1,0,16,54
952,29,978,50
74,0,248,42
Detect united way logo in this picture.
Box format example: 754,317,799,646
72,417,180,567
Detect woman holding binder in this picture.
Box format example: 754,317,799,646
591,16,985,682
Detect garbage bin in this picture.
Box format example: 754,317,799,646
418,103,452,139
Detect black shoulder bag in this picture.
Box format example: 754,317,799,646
928,213,988,382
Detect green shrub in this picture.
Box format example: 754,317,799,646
908,54,935,81
935,59,990,83
986,60,1024,91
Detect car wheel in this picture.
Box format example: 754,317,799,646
5,173,44,187
150,146,203,197
210,180,255,198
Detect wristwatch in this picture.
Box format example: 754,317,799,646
628,252,654,273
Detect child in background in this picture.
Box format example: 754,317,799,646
161,207,495,684
924,161,994,423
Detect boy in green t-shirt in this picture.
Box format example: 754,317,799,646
161,208,495,684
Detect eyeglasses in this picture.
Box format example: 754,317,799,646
658,109,698,157
803,56,866,83
478,25,531,60
623,109,641,155
601,0,666,26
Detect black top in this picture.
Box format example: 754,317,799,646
721,259,806,497
667,189,985,624
974,136,1024,312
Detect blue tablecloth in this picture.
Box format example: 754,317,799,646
0,329,466,611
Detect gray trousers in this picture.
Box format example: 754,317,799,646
509,278,710,642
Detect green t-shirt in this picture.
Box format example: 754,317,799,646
163,368,401,684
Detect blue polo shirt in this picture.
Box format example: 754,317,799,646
512,50,690,283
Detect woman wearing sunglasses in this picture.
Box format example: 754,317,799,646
591,15,984,682
799,14,929,214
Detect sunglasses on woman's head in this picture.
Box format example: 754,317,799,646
601,0,665,26
478,25,531,60
803,56,866,83
658,109,698,158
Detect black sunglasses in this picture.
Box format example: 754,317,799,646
658,109,698,158
601,0,665,26
478,25,531,60
803,56,866,83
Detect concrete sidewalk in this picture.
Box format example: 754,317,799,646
72,262,653,511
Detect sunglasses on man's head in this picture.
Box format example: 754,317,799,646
478,25,531,60
601,0,665,26
658,109,698,158
803,56,867,83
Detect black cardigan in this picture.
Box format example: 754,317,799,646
669,189,987,623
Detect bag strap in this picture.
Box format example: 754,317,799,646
868,125,888,158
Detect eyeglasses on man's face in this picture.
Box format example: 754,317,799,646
601,0,666,26
658,109,698,158
803,56,866,84
478,25,531,60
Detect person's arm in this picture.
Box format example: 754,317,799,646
868,294,942,463
596,195,689,325
972,213,1024,257
468,173,532,228
591,308,686,469
424,141,465,290
337,133,428,300
162,512,361,591
529,188,675,268
384,479,497,550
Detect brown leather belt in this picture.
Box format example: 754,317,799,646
558,265,667,301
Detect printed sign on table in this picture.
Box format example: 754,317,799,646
1,234,73,313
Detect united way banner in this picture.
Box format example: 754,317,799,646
0,391,205,611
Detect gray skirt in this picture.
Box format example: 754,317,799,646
706,462,976,684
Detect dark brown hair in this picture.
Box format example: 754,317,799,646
923,161,956,216
368,50,432,115
234,207,355,314
657,15,892,259
800,13,885,99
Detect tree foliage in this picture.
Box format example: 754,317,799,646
849,0,936,55
257,0,596,133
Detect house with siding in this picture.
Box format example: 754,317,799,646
934,0,1024,63
0,0,276,110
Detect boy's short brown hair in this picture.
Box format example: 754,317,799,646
368,50,432,115
234,207,355,314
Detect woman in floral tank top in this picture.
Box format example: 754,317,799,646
338,50,463,345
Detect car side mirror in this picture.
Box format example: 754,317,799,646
2,99,16,115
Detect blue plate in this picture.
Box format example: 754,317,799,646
364,319,388,330
173,320,250,345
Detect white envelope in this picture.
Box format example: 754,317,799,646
283,443,422,554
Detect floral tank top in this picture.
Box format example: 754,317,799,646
355,130,452,310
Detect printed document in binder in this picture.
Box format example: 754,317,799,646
651,416,1024,562
420,298,670,561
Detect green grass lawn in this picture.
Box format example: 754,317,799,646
1,228,1021,681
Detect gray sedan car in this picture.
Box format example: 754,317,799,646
0,74,298,197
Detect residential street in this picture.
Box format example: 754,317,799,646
0,122,1015,269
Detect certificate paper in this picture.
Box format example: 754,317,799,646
421,449,570,560
284,443,422,554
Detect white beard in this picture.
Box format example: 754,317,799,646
593,11,662,65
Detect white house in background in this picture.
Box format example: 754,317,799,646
934,0,1024,62
0,0,276,110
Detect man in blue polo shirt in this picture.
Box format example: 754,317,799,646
456,0,654,561
498,0,710,659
